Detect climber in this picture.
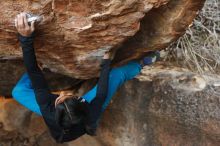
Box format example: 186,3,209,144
12,12,160,143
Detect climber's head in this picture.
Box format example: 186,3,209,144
55,98,87,129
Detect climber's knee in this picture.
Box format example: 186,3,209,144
110,68,125,81
12,86,23,100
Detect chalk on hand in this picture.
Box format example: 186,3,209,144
26,13,43,25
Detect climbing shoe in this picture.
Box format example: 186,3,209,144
141,51,160,66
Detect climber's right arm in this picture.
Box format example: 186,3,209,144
16,13,53,106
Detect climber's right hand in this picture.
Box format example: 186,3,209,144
103,51,111,59
15,13,35,37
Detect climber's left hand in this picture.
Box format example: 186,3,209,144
15,13,35,37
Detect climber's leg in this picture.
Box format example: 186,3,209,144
82,61,142,110
12,73,42,115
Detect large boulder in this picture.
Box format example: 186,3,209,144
0,65,219,146
98,64,220,146
0,0,205,79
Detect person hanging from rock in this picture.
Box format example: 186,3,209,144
12,12,160,143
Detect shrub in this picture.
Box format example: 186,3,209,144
167,0,220,74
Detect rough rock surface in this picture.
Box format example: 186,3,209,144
0,0,205,79
98,64,220,146
0,64,219,146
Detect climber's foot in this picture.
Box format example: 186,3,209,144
140,51,160,67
